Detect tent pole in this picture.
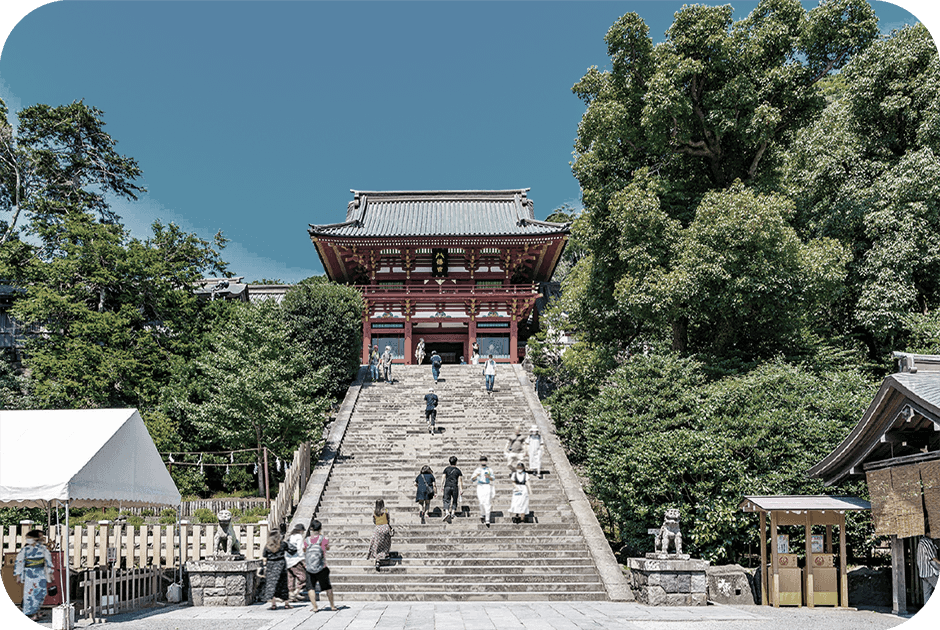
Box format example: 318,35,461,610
177,502,182,584
65,500,70,612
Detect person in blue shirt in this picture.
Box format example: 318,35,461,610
430,351,443,383
424,388,439,434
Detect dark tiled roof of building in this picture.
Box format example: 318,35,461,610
309,190,570,238
808,370,940,485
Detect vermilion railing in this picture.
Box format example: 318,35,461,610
354,284,538,296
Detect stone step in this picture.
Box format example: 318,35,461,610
326,558,594,567
296,365,609,602
335,591,608,602
329,573,603,584
328,548,593,559
334,581,604,593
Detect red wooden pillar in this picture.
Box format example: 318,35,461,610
405,320,413,365
362,319,372,365
510,317,519,363
469,319,477,359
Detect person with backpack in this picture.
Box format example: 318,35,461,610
424,388,439,434
303,519,336,613
430,350,442,383
414,465,436,523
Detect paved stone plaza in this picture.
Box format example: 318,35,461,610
29,601,908,630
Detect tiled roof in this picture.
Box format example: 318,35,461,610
309,190,570,238
808,371,940,485
894,371,940,410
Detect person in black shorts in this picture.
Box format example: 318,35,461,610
424,388,439,434
303,520,336,612
442,456,463,523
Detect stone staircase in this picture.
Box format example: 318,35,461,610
308,364,610,601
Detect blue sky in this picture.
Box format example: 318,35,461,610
0,1,932,283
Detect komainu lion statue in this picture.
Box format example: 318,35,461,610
213,509,241,556
656,508,683,555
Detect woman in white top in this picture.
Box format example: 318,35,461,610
483,354,497,392
509,462,530,524
415,338,426,365
470,455,495,527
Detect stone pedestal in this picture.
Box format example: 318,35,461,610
627,555,709,606
186,559,262,606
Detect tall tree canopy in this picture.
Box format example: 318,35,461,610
565,0,877,356
787,22,940,358
0,97,229,410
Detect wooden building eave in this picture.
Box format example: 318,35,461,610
807,373,940,486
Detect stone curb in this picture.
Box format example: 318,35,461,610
512,364,634,602
289,366,368,532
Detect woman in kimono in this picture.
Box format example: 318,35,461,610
525,425,545,478
367,499,393,571
415,338,426,365
262,530,296,609
14,530,54,621
509,462,530,524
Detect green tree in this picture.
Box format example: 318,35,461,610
583,354,876,560
664,183,849,357
786,23,940,357
6,216,228,409
0,97,229,409
177,299,330,496
566,0,876,353
279,278,364,397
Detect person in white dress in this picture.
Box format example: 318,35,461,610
525,425,545,478
415,338,426,365
509,462,530,524
470,455,495,527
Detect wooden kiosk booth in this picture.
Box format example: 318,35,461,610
740,495,870,608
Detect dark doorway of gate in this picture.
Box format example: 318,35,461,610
424,342,464,364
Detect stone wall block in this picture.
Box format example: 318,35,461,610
691,573,707,593
691,592,708,606
676,573,691,592
665,593,690,606
661,573,678,593
225,575,246,596
646,586,667,606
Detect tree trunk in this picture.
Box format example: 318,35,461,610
671,317,688,353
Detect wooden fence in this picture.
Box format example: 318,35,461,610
120,498,269,518
267,441,311,530
0,440,313,569
2,522,273,569
79,565,162,621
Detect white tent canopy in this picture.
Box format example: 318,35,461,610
0,408,181,508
